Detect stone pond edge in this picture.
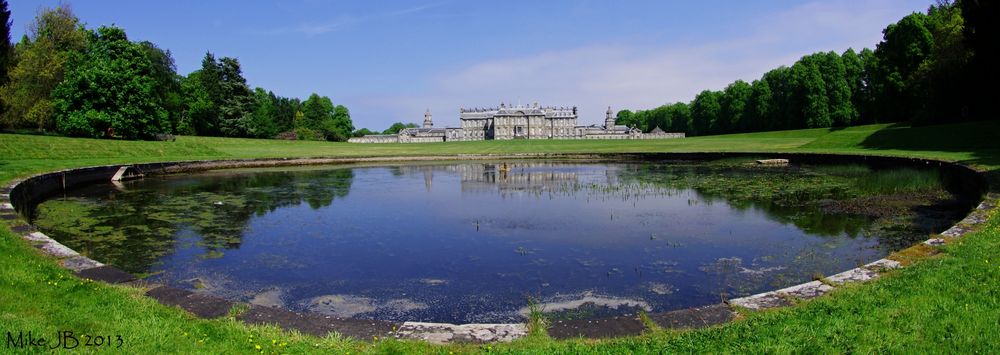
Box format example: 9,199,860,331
1,152,994,344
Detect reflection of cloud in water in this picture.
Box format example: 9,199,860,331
304,295,377,317
698,257,785,275
648,282,676,295
517,291,651,317
419,278,448,286
303,294,428,318
383,299,429,314
250,288,284,308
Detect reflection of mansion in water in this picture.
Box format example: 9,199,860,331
397,162,625,199
348,103,685,143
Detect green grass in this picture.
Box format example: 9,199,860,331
1,121,999,353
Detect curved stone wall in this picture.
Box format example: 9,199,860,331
1,153,993,343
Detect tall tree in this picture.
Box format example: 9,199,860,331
666,102,690,133
330,104,353,140
216,56,254,137
0,6,86,130
690,90,722,135
871,12,933,122
841,49,870,123
52,26,168,139
615,109,636,128
746,78,773,132
138,41,183,133
301,93,352,141
790,57,831,128
960,0,999,120
720,80,751,132
301,93,333,131
0,0,12,86
187,52,223,135
761,67,793,130
249,88,279,138
914,2,971,123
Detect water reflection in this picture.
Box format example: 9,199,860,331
31,160,965,323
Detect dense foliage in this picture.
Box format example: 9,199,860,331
0,0,11,89
622,1,997,136
0,5,354,140
0,6,86,131
381,122,418,134
52,26,169,139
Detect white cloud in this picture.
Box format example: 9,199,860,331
249,2,445,36
351,0,930,128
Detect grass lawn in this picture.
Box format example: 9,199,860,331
1,121,998,353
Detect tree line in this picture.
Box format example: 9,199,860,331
617,1,997,136
0,4,363,141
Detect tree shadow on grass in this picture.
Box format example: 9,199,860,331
859,121,1000,188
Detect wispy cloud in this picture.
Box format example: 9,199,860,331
350,0,927,128
387,3,444,17
249,2,445,36
250,15,359,36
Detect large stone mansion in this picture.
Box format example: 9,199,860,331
348,103,684,143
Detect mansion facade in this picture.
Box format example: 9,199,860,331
348,103,684,143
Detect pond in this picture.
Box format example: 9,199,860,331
30,159,972,323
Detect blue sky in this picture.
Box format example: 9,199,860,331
10,1,933,130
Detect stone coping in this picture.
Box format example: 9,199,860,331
1,153,993,344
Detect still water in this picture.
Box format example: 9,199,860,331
32,160,965,323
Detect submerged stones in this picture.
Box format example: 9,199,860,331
303,294,429,318
395,322,527,344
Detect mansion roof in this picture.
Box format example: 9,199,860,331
460,103,576,120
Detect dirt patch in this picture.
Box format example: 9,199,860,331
818,191,954,218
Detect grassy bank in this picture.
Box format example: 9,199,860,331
1,121,998,353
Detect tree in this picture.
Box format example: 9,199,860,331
790,57,831,128
249,88,279,138
615,109,637,128
690,90,722,135
179,70,211,135
913,2,971,124
960,0,999,120
767,67,796,130
138,41,183,133
841,49,871,123
0,0,12,86
329,104,354,140
216,57,255,137
666,102,690,133
382,122,417,134
812,52,855,126
299,93,352,141
720,80,751,132
746,78,773,131
301,93,333,131
186,52,223,135
0,6,87,130
52,26,168,139
871,12,934,122
352,128,376,137
272,96,299,133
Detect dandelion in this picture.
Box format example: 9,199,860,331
255,344,261,350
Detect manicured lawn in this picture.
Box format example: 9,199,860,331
1,121,998,353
